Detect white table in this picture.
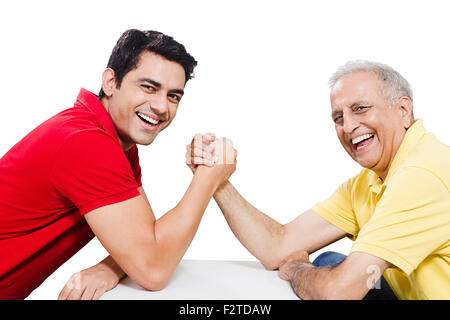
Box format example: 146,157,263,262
102,259,299,300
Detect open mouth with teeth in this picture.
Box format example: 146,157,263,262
136,112,162,130
351,133,375,151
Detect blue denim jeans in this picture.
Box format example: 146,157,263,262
312,251,397,300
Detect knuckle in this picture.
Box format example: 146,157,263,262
67,273,81,290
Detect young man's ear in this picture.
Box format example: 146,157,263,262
101,68,117,98
397,96,414,129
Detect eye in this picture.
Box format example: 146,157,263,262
333,115,343,124
168,93,182,103
354,106,369,112
141,84,156,92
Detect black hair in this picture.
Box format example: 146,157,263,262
98,29,197,99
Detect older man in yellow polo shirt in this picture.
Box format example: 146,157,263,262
188,60,450,299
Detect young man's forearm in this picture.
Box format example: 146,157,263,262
149,166,223,280
213,181,285,269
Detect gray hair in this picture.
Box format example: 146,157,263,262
329,60,413,105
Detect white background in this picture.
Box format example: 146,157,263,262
0,0,449,299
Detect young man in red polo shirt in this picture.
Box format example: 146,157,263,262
0,29,237,300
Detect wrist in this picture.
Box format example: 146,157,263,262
193,166,224,192
214,179,231,196
97,256,125,281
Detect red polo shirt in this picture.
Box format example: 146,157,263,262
0,88,142,299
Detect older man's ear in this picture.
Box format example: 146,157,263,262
397,96,414,129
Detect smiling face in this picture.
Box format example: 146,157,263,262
101,51,186,151
330,71,413,180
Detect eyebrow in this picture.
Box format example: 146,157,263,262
139,77,161,88
139,77,184,96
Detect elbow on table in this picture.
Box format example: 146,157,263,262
130,257,172,291
258,250,288,270
139,267,171,292
260,259,279,271
259,225,291,271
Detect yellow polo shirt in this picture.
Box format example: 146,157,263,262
312,119,450,300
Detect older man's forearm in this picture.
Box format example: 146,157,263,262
213,181,286,269
287,263,337,300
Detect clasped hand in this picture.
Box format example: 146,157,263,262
186,133,238,186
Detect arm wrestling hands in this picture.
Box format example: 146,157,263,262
58,134,237,300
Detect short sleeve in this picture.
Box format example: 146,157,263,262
351,167,450,275
124,144,142,187
51,130,141,215
312,176,359,238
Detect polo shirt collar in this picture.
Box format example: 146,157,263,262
368,119,426,193
368,172,384,195
75,88,120,144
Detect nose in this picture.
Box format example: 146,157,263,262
342,111,359,134
149,93,169,115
